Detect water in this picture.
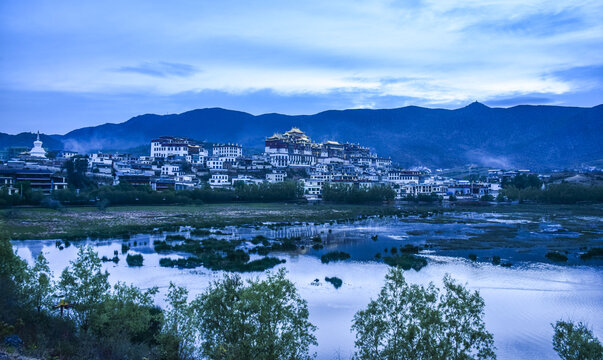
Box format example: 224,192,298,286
12,214,603,360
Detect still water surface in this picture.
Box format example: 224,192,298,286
12,217,603,360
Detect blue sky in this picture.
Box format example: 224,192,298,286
1,0,602,134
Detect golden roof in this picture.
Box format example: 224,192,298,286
285,127,304,134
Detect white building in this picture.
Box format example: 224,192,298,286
161,164,181,176
29,132,47,158
266,171,286,183
387,171,421,184
302,178,324,200
232,175,264,186
209,174,230,188
206,157,225,170
213,144,242,162
151,137,190,159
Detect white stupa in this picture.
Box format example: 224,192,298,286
30,131,47,158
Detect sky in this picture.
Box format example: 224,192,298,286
1,0,602,134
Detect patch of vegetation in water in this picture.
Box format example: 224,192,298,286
406,230,429,236
159,255,284,272
580,247,603,260
126,254,143,266
400,244,420,254
383,254,427,271
153,235,286,272
492,256,501,265
321,251,351,264
101,255,119,263
251,237,299,255
545,251,569,262
325,276,343,289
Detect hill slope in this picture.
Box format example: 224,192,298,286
2,103,602,170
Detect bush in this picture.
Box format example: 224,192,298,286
492,255,501,265
126,254,144,267
399,244,420,254
325,276,343,289
322,183,395,203
352,269,496,360
580,248,603,260
383,254,427,271
194,269,317,359
546,251,569,262
320,251,351,264
468,253,477,261
552,320,603,360
480,194,494,202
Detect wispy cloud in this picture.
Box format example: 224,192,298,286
115,62,199,78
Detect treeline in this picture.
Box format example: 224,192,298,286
502,183,603,204
322,183,395,203
0,180,305,208
3,237,601,359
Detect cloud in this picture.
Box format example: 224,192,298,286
115,62,199,78
0,0,602,132
466,9,586,37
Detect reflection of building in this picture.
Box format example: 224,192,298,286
30,132,47,158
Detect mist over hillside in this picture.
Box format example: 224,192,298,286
2,102,602,170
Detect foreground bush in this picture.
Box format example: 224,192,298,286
193,269,317,359
352,268,496,360
552,320,603,360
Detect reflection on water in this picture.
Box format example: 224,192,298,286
12,214,603,360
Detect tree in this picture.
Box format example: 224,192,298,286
89,283,162,359
59,246,110,329
352,268,496,360
552,320,603,360
24,253,55,314
193,269,317,359
162,283,197,360
63,156,94,190
0,232,30,324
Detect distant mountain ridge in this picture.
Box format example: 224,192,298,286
2,102,602,170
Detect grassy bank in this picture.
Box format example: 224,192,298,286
1,203,413,240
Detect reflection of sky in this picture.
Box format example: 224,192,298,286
1,1,602,133
12,238,603,360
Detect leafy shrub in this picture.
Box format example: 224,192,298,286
492,256,501,265
580,247,603,260
320,251,351,264
126,254,144,267
325,277,343,289
546,251,569,262
383,254,427,271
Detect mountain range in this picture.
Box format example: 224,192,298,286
1,102,602,170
